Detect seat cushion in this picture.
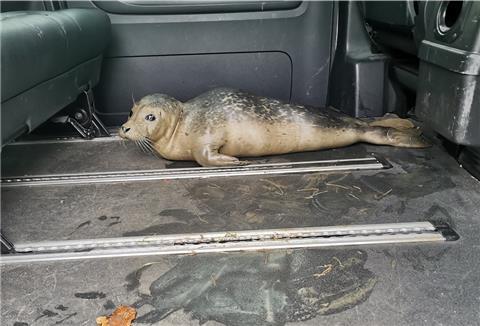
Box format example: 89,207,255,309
1,9,110,102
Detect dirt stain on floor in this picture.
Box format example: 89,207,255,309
132,249,376,325
123,148,458,237
74,291,106,299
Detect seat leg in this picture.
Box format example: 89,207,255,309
51,87,111,139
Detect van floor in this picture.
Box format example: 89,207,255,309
1,136,480,326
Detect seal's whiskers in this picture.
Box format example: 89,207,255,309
142,140,154,152
134,140,148,153
142,138,163,158
140,139,152,154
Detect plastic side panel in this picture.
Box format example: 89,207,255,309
95,52,292,125
93,1,302,15
68,1,333,124
363,1,416,29
327,2,404,118
416,62,480,146
415,2,480,145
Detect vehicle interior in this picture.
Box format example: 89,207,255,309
1,1,479,325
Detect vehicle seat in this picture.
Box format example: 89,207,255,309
1,9,110,145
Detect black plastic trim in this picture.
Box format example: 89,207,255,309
431,222,460,242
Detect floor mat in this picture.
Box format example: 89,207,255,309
1,138,480,325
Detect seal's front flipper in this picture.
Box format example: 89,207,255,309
196,153,248,167
193,147,249,167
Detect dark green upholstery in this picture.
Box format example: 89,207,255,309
1,9,110,145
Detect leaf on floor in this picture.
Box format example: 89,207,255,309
96,305,137,326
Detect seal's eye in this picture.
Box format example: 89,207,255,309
129,111,133,118
145,114,156,121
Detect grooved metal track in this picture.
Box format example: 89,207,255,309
9,135,121,145
1,156,388,187
0,222,458,264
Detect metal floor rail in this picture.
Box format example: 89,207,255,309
8,134,121,146
0,222,458,264
1,156,389,187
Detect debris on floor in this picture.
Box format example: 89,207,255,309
96,305,136,326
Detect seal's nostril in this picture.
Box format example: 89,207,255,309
122,126,131,133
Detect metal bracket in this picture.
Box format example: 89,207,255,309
83,88,110,137
52,87,110,139
1,231,15,254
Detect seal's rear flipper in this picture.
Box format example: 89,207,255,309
368,117,415,130
361,127,431,148
328,110,416,131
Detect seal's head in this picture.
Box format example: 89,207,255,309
119,94,183,143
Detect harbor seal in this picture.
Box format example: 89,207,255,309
119,88,429,166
